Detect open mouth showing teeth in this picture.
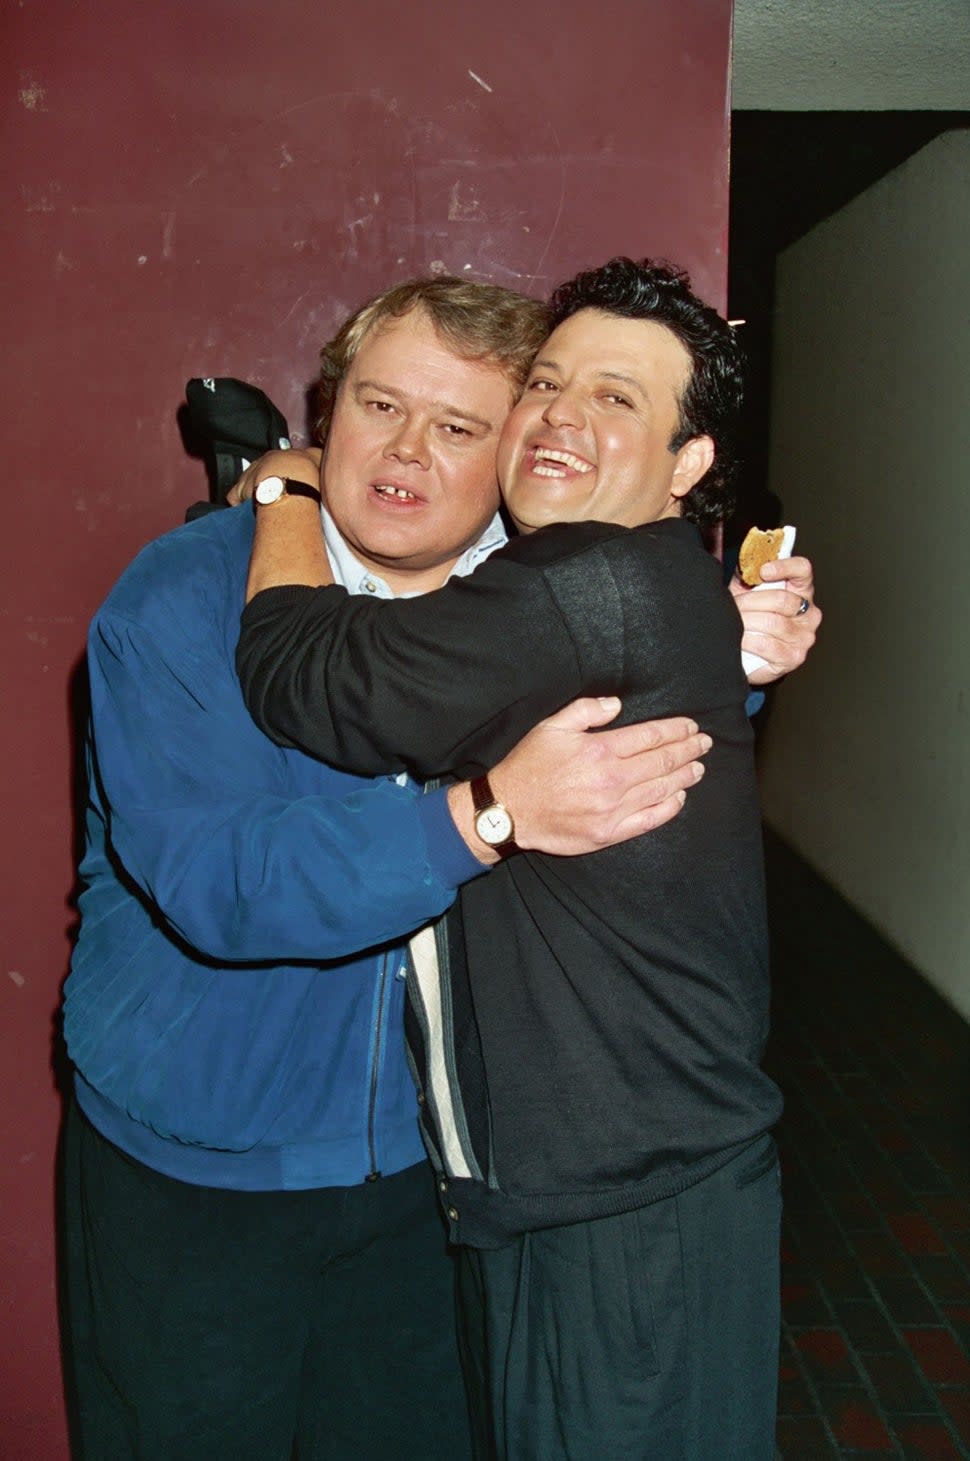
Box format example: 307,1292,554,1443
531,447,593,478
374,484,418,501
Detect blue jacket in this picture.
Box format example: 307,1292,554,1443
64,506,483,1190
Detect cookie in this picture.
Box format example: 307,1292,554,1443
738,526,788,587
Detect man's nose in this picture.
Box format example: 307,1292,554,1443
541,388,585,431
383,417,430,468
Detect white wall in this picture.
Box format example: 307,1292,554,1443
758,130,970,1020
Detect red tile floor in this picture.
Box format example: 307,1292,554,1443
765,832,970,1459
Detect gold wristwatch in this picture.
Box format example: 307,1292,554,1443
470,774,520,858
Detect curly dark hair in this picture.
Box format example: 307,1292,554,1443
547,257,744,527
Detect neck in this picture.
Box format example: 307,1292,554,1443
378,557,462,594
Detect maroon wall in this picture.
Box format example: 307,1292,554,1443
0,3,732,1453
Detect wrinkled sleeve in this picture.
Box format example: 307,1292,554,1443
87,607,482,965
237,550,592,780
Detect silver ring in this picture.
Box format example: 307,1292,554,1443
796,597,810,617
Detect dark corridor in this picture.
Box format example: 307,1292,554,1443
767,831,970,1458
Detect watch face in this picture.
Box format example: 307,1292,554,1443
476,805,514,846
254,475,286,505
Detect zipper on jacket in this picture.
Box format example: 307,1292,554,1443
365,951,392,1180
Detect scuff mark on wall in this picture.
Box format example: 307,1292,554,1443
481,257,527,280
19,73,46,110
7,971,25,988
22,182,61,213
341,212,374,263
277,288,313,329
0,611,77,625
467,70,493,94
448,182,482,222
162,211,176,261
528,123,566,284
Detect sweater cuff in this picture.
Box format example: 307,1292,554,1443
416,787,491,889
745,689,765,718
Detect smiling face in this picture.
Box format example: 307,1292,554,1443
496,308,714,534
321,307,515,593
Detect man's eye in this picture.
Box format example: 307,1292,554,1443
368,399,396,413
528,379,557,393
604,393,632,408
442,423,472,437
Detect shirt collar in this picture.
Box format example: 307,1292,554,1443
321,506,507,600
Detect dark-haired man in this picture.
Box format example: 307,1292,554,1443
238,258,810,1460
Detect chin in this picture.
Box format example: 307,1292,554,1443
506,494,552,526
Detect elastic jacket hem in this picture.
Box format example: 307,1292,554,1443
76,1077,428,1191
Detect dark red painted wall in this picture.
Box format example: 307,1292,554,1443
0,3,732,1453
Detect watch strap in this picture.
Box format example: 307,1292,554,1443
280,477,322,505
255,476,322,507
470,773,497,817
470,773,520,857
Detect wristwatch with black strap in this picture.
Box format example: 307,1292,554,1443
253,474,322,508
470,773,520,859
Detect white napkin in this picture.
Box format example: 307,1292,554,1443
740,525,797,677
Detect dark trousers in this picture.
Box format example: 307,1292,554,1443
457,1136,782,1461
62,1100,472,1461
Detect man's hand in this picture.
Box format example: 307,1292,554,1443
448,697,711,863
730,554,821,686
227,447,323,505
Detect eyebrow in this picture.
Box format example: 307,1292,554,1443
528,359,646,398
354,378,497,431
599,371,646,396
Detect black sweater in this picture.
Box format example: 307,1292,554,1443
238,518,781,1246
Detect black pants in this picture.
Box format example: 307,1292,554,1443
62,1101,472,1460
458,1136,782,1461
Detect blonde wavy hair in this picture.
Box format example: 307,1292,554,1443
313,277,550,442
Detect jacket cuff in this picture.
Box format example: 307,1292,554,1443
416,787,491,889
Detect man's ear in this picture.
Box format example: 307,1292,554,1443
670,435,715,500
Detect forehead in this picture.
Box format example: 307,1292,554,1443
347,307,516,407
539,309,691,402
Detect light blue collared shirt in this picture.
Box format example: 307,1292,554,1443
317,504,508,862
321,506,507,598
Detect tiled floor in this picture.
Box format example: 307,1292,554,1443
765,831,970,1459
